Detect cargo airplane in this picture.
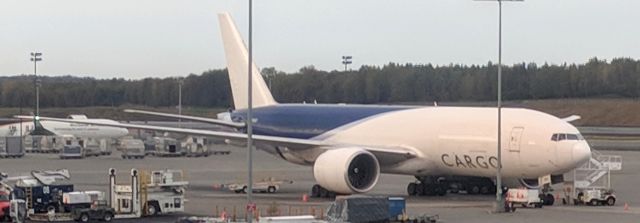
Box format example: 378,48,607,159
18,13,592,201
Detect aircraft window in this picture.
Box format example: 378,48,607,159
551,134,558,141
567,134,579,140
558,134,566,141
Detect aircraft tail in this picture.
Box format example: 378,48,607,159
218,13,277,110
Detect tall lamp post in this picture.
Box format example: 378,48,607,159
342,56,352,71
246,0,256,221
474,0,523,213
178,77,184,128
30,52,43,116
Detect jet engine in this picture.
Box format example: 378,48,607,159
313,148,380,194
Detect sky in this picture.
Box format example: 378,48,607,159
1,0,639,79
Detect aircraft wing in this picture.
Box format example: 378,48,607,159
15,116,417,164
123,109,245,128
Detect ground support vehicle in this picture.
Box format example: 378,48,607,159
561,150,621,206
59,146,84,159
225,178,293,194
8,199,27,223
108,168,188,218
147,137,186,157
575,188,616,206
24,136,44,153
326,196,437,223
0,190,10,221
70,201,115,222
505,188,543,208
183,136,210,157
120,139,146,159
14,183,74,214
83,138,101,157
0,137,24,159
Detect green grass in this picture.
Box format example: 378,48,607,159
3,98,639,126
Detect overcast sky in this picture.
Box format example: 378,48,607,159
1,0,638,79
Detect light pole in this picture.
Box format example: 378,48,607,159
178,78,184,128
474,0,523,213
342,56,352,71
30,52,42,116
246,0,255,221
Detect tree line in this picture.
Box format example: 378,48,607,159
1,57,639,109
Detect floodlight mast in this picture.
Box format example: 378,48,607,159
30,52,43,117
473,0,523,213
247,0,255,222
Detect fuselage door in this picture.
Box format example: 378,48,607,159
509,127,524,152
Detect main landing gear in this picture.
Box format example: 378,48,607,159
407,176,448,196
310,184,337,198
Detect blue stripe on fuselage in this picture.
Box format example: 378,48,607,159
231,104,416,139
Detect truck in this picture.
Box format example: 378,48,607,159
4,169,74,214
0,136,24,158
576,188,616,206
505,188,544,208
120,139,146,159
325,196,437,223
109,168,188,218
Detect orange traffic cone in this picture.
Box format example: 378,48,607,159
302,193,309,202
624,202,629,211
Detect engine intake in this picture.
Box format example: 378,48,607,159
313,148,380,194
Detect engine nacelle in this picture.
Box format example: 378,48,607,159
313,148,380,194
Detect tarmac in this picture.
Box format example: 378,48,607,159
2,145,640,223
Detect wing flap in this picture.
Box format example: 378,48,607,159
124,109,245,128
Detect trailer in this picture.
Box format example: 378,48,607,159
120,139,146,159
0,136,24,158
326,196,437,223
147,137,186,157
224,178,293,194
59,145,84,159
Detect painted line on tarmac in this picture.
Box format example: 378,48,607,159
546,205,640,215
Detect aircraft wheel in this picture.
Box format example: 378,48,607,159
468,185,480,195
606,197,616,206
311,185,321,197
415,183,425,196
407,183,417,196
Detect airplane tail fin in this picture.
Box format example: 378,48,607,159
218,12,277,110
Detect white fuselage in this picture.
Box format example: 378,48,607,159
0,120,129,138
276,106,591,179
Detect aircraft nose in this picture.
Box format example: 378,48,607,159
572,141,592,165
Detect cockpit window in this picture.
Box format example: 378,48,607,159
551,133,584,141
558,134,566,141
